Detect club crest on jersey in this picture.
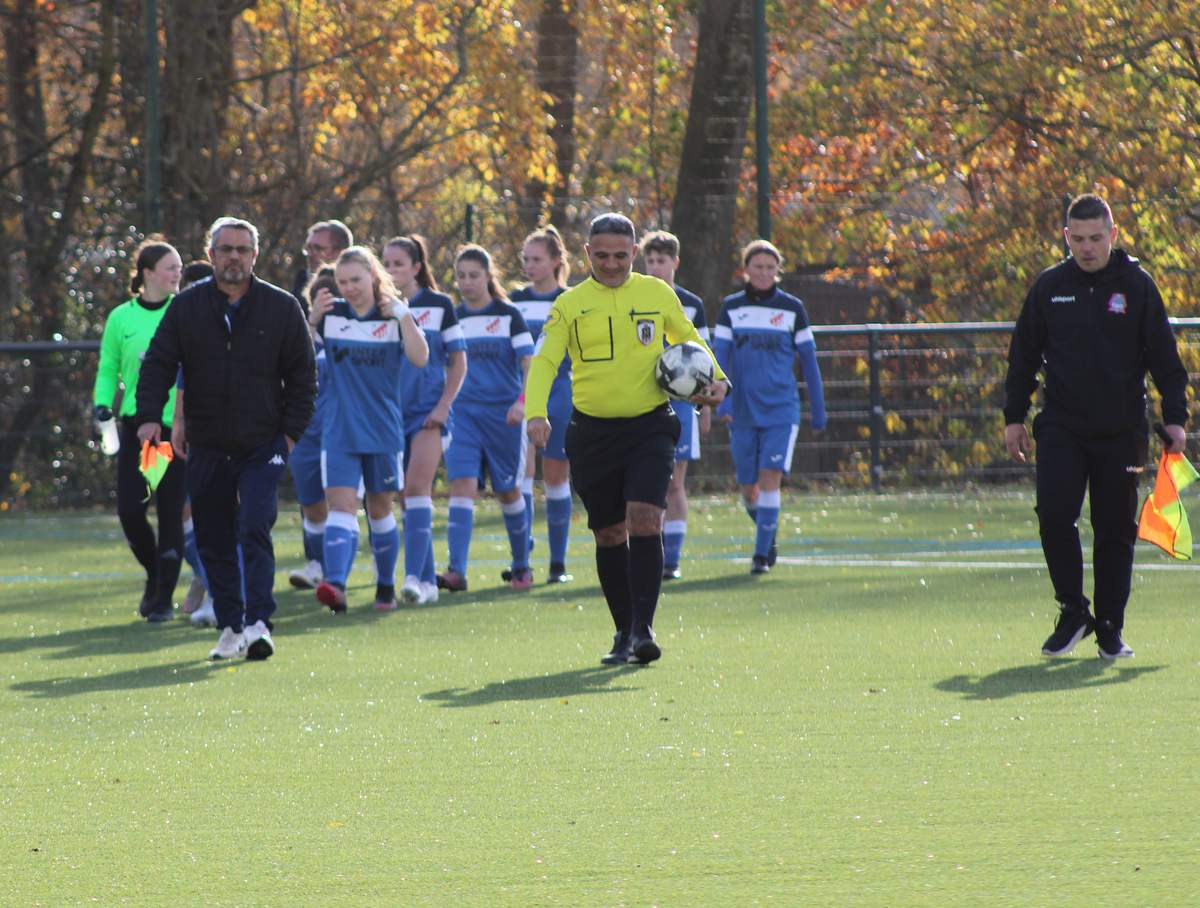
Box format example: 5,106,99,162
770,311,786,326
414,309,431,325
1107,293,1127,315
486,317,502,333
371,322,390,338
637,319,656,345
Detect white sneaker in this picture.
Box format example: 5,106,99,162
209,627,246,660
181,576,207,614
400,576,423,605
244,620,275,661
288,559,324,590
190,595,217,628
419,581,439,605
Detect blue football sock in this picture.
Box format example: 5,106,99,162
755,490,781,559
522,477,535,549
323,510,359,587
663,519,687,569
446,497,474,574
182,518,207,589
421,537,436,584
403,497,433,581
369,513,400,587
743,496,758,526
502,497,529,571
302,517,326,570
545,482,572,567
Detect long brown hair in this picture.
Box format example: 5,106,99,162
384,235,439,291
523,225,569,287
455,244,508,301
129,237,178,295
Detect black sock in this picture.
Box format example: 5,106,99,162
629,534,664,637
595,542,632,633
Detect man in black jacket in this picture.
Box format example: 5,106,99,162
1004,194,1188,660
137,217,316,661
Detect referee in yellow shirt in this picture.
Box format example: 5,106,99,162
526,214,729,664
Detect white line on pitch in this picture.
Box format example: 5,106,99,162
776,556,1200,572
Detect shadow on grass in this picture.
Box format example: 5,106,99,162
423,663,643,708
936,658,1166,701
0,616,216,661
9,658,231,699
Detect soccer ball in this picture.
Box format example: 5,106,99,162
655,341,716,400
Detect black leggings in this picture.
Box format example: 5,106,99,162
116,417,186,609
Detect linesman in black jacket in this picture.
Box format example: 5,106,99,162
137,217,316,662
1004,194,1188,660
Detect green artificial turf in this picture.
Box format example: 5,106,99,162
2,492,1198,906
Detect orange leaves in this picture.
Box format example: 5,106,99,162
763,0,1200,322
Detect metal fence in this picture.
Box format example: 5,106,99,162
5,319,1200,508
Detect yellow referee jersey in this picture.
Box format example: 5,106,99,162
525,273,727,420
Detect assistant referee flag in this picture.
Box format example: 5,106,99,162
1137,451,1200,560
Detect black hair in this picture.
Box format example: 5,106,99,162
588,213,636,240
304,264,339,309
181,261,214,288
129,237,178,295
1067,193,1112,226
384,235,439,291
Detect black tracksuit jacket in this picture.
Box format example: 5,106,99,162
1003,249,1188,437
135,275,316,454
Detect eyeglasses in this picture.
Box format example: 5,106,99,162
214,245,255,256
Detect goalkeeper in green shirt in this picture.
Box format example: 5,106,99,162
92,239,185,622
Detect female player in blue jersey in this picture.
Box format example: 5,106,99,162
714,240,826,574
308,246,429,612
509,225,574,583
383,236,468,605
437,245,535,592
640,230,711,580
285,266,337,595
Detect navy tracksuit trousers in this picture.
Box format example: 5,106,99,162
186,436,289,632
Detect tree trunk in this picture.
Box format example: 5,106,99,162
0,0,117,503
161,2,251,251
116,0,145,168
520,0,579,231
670,0,753,310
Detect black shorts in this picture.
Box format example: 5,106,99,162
565,404,681,530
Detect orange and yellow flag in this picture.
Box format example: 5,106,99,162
1137,451,1200,560
138,440,174,494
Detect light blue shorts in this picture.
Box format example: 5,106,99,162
670,400,701,462
288,436,325,506
446,406,526,493
321,449,403,494
542,408,570,462
729,423,799,485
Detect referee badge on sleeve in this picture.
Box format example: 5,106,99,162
637,319,656,345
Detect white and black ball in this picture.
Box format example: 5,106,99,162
655,341,716,400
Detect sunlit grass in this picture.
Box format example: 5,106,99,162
2,492,1198,906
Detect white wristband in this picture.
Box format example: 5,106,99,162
391,298,410,321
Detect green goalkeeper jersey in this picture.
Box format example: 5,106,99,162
93,295,177,424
